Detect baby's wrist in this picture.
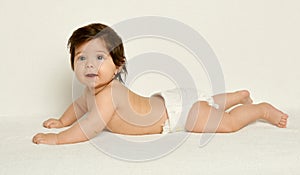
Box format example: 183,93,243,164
58,119,65,127
55,133,60,145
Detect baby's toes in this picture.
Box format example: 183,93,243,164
282,114,288,125
282,114,289,120
278,121,286,128
278,115,288,128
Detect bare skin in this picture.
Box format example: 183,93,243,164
32,86,288,144
185,90,288,133
32,38,288,145
33,81,168,144
32,38,168,145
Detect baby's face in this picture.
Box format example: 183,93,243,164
74,38,118,88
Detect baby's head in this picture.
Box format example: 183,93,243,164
68,23,127,83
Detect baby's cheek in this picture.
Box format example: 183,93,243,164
94,62,104,71
97,61,114,73
74,70,85,83
74,62,84,70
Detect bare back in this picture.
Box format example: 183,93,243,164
89,80,168,135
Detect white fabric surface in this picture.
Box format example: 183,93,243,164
1,109,299,175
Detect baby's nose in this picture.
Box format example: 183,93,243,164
85,60,102,70
86,59,96,68
86,62,94,68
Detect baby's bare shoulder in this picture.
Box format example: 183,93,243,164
94,81,129,106
105,81,149,108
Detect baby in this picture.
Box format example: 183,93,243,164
32,23,288,145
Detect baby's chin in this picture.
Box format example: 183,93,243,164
76,77,96,87
76,79,97,89
85,83,98,89
85,82,107,90
77,78,113,90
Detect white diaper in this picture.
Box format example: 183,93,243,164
153,88,219,134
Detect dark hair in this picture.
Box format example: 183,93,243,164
67,23,127,83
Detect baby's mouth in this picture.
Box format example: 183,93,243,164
85,73,98,78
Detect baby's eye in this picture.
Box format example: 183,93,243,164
78,56,86,61
97,55,104,61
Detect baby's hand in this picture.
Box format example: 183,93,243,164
32,133,58,145
43,118,64,129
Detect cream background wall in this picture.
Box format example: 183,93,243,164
0,0,299,117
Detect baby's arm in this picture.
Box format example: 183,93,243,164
33,88,116,145
43,90,88,128
56,104,113,144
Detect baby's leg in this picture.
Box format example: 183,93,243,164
185,101,288,133
213,90,253,111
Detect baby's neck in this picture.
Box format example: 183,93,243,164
88,79,115,95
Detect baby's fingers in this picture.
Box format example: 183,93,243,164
32,133,45,144
43,119,52,128
43,119,57,128
32,133,58,145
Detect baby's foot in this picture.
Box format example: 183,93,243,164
238,90,253,105
260,103,288,128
